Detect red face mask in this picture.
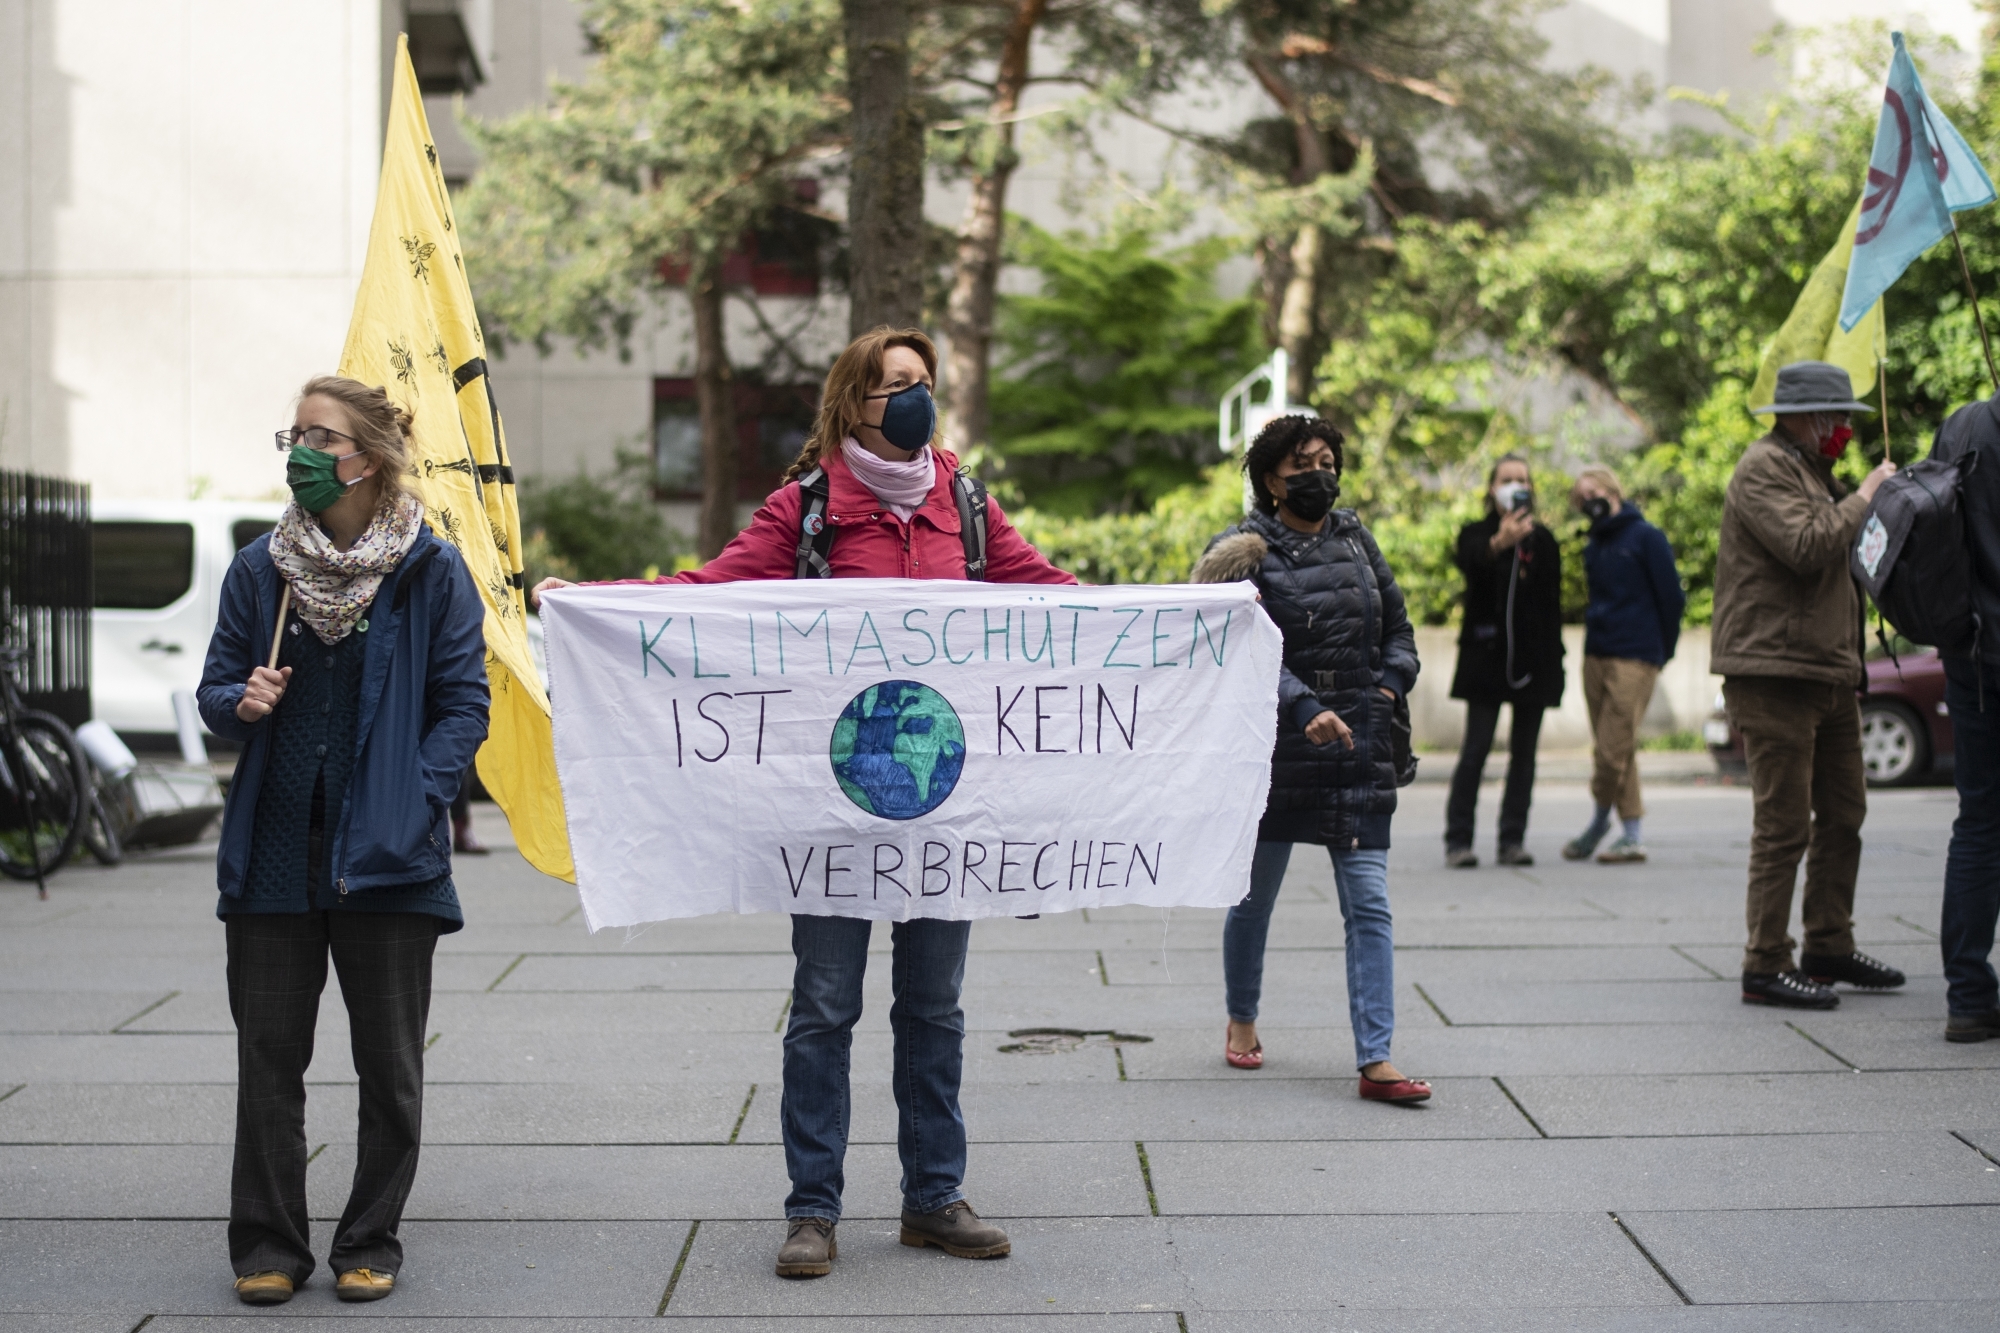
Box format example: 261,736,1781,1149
1819,423,1854,459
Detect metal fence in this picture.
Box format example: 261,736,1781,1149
0,471,92,727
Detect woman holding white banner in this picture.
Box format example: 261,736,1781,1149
534,327,1074,1278
1192,414,1431,1103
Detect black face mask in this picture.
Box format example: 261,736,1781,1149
1581,496,1612,527
1279,469,1340,523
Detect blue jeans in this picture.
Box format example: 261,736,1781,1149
1943,657,2000,1016
780,914,970,1221
1223,842,1395,1068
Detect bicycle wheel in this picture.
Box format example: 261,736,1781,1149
0,711,88,880
82,785,123,867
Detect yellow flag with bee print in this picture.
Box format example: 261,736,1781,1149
339,35,574,882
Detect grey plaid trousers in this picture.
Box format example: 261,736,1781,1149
225,910,439,1282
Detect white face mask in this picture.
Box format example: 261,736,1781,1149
1493,481,1532,513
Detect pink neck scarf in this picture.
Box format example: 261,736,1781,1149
841,437,935,521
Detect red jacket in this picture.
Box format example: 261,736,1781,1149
652,446,1076,586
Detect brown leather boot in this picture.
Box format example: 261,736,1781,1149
775,1216,836,1278
898,1200,1011,1258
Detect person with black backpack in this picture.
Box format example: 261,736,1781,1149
1717,361,1905,1009
1874,387,2000,1041
534,328,1075,1278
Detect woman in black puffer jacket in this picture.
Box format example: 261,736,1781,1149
1192,414,1429,1103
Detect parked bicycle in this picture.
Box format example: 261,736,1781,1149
0,642,96,893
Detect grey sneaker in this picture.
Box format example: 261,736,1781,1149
899,1200,1011,1259
1595,836,1646,864
1496,844,1534,866
775,1216,836,1278
1562,829,1606,860
1444,847,1478,868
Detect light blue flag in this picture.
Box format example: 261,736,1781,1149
1839,32,1997,331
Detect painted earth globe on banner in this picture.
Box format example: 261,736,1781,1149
829,681,967,820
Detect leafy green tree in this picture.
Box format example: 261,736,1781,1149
456,0,846,558
985,217,1264,515
1159,0,1627,406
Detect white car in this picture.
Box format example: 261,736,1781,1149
91,500,547,737
92,500,285,736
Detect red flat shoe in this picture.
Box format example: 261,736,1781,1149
1358,1073,1431,1102
1224,1031,1263,1070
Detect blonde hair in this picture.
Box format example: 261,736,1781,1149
1574,464,1624,501
784,327,938,481
297,375,414,504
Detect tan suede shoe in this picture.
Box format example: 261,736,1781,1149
775,1217,837,1278
898,1201,1010,1258
233,1271,295,1305
335,1267,395,1302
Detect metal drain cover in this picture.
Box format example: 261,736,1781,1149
998,1027,1153,1054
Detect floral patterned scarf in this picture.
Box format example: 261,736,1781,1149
268,492,425,644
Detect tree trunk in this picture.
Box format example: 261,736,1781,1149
1246,51,1334,408
940,0,1047,452
844,0,927,334
1277,222,1322,406
691,265,740,561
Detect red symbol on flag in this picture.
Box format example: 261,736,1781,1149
1857,88,1951,246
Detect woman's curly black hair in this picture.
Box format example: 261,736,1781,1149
1241,414,1345,514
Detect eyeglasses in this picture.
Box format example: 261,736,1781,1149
274,426,358,453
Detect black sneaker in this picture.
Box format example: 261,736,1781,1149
1800,950,1906,991
1741,971,1839,1009
1946,1010,2000,1043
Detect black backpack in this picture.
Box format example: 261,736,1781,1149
790,464,990,580
1851,411,1983,655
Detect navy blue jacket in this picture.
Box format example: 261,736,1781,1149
1582,504,1685,666
199,525,490,899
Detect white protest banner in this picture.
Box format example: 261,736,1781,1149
542,579,1280,929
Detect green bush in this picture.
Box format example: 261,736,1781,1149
988,218,1264,517
519,448,685,585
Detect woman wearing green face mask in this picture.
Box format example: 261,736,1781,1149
197,375,490,1306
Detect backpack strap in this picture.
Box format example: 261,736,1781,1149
953,467,989,581
793,467,836,580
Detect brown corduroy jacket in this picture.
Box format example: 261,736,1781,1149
1710,432,1869,688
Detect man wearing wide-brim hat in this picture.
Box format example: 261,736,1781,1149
1715,360,1907,1008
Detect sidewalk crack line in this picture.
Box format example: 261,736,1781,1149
112,990,180,1033
1492,1077,1548,1138
486,953,526,992
1785,1020,1860,1071
1411,982,1452,1025
1096,948,1110,985
1610,1211,1693,1304
729,1084,757,1144
1669,945,1724,979
1135,1140,1159,1216
772,994,792,1033
0,1084,23,1106
656,1219,700,1315
1951,1129,2000,1166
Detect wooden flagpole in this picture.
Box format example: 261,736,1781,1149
1946,214,2000,392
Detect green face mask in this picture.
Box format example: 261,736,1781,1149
286,446,364,513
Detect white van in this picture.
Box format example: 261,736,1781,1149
91,500,548,737
91,500,285,735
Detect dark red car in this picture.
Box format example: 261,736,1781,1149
1706,646,1954,786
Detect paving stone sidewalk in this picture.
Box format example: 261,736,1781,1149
2,780,1995,1331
